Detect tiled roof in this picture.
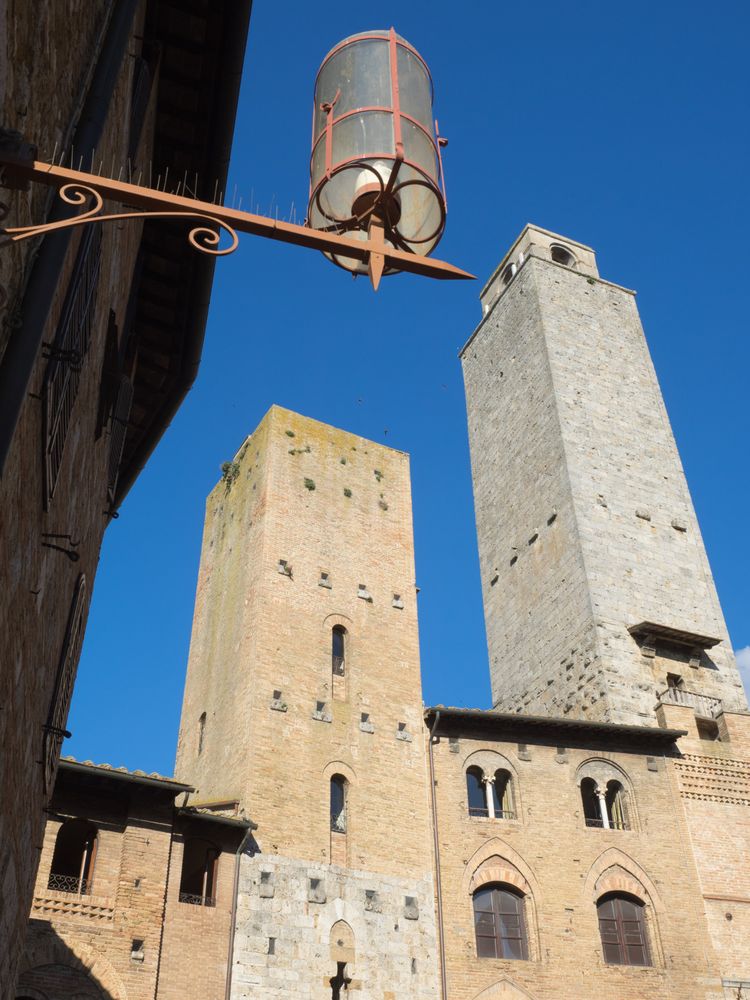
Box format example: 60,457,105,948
59,756,193,790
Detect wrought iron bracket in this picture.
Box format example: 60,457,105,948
0,154,475,290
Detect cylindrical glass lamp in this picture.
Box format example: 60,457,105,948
308,28,447,277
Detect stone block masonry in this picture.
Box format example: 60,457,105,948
232,854,438,999
461,224,746,726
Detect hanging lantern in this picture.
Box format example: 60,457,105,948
308,28,447,284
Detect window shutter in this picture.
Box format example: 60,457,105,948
43,574,88,792
42,224,102,507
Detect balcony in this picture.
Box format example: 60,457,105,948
468,807,516,820
657,686,722,719
47,872,92,895
178,891,216,907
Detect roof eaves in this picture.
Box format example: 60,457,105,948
59,757,194,793
423,706,687,744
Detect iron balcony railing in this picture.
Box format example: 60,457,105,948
584,816,629,831
47,872,92,895
178,892,216,907
658,686,722,719
468,807,516,820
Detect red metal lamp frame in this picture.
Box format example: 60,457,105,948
308,28,449,281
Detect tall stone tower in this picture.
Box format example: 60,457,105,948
175,405,438,998
461,224,746,726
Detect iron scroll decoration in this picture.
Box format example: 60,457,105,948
0,182,239,257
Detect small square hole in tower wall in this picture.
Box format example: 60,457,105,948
131,939,145,962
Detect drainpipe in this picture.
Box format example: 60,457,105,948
0,0,138,475
428,711,448,1000
225,826,253,1000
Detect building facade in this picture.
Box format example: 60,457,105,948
17,227,750,999
18,758,250,1000
0,1,251,992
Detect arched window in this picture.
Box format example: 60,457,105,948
48,818,97,895
330,775,347,833
466,766,487,818
597,894,651,966
605,780,628,830
550,243,575,267
332,626,346,676
493,769,514,819
179,838,219,907
473,885,528,960
198,712,206,755
581,777,602,828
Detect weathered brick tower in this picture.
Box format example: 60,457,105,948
461,224,746,726
175,405,438,998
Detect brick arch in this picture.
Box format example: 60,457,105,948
18,936,128,1000
461,838,540,899
583,848,663,914
595,864,647,899
463,749,518,781
585,849,665,967
322,613,353,628
470,858,530,896
322,759,357,784
575,757,631,789
471,979,539,999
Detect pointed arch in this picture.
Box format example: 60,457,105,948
471,979,539,999
463,839,542,963
461,838,540,899
583,848,664,914
329,919,355,964
584,848,665,967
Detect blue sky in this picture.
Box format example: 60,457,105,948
66,0,750,774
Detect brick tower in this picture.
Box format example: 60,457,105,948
460,225,746,726
175,405,438,998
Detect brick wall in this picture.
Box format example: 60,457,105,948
432,722,726,999
175,407,440,994
18,768,240,1000
0,3,151,991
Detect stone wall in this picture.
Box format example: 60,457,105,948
461,227,745,725
232,853,438,999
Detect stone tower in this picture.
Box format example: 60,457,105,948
461,224,746,726
175,405,438,998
